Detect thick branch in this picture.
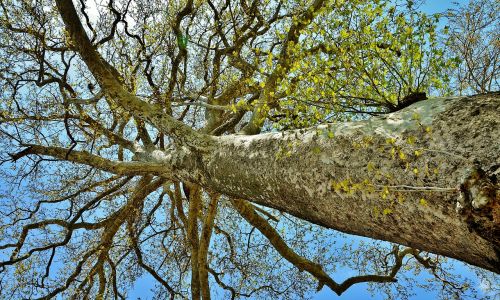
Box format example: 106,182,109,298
10,144,168,175
199,193,219,300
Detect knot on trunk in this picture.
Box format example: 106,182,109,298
456,164,500,249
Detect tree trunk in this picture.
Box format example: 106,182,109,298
161,93,500,273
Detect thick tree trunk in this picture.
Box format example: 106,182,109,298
161,94,500,273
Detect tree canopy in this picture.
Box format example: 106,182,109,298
0,0,498,299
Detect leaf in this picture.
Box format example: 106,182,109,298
398,151,406,160
177,33,188,49
340,29,349,38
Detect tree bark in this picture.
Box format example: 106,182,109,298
159,93,499,273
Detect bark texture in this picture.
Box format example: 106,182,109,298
159,93,499,273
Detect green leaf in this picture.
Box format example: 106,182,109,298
177,33,188,49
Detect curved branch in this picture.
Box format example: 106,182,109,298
231,199,423,295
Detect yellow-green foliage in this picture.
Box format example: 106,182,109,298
265,0,456,130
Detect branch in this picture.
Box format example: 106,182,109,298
187,184,202,300
66,90,105,105
241,0,327,134
231,199,411,295
198,192,220,300
9,144,168,175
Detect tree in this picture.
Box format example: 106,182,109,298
0,0,498,299
444,0,499,95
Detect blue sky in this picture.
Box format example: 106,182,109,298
420,0,457,14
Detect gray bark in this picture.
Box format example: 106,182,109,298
158,93,500,273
